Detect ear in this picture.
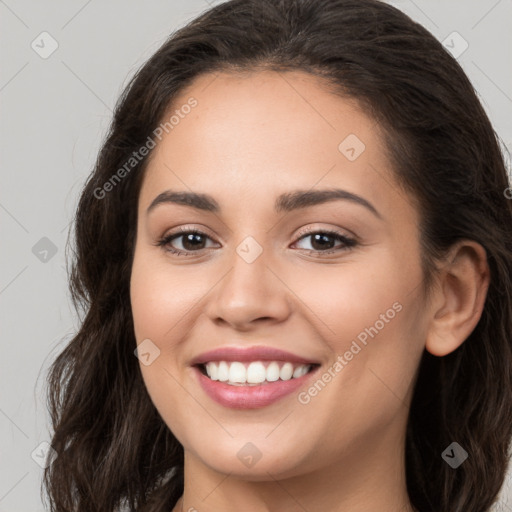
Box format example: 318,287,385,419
425,240,490,357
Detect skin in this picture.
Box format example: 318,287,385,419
129,70,490,512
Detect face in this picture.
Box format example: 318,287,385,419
130,70,428,481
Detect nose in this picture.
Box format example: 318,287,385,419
203,240,292,331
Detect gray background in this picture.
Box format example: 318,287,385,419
1,0,511,510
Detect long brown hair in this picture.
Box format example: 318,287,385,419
42,0,512,510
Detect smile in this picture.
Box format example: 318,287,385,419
194,362,320,409
201,360,314,386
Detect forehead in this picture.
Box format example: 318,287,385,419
138,70,406,220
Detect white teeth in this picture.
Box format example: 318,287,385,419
266,361,280,382
203,360,313,385
228,362,246,383
293,365,309,378
247,361,266,384
217,361,229,382
280,362,294,381
205,362,218,381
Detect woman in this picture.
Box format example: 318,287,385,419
43,0,512,511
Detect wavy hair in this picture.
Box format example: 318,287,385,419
42,0,512,510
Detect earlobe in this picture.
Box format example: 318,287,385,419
425,240,490,357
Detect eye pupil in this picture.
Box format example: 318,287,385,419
183,233,205,250
311,233,335,250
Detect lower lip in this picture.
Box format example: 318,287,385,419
193,365,319,409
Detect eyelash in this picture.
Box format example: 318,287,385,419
155,225,358,257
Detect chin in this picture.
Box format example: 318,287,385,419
195,443,312,480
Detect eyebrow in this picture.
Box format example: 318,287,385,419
146,188,382,218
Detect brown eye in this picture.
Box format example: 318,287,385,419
293,228,357,255
156,228,217,256
155,226,357,257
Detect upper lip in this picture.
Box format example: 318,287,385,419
189,345,321,366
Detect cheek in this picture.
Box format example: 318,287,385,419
129,252,198,437
304,300,424,459
311,248,425,405
302,251,417,350
130,251,203,344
